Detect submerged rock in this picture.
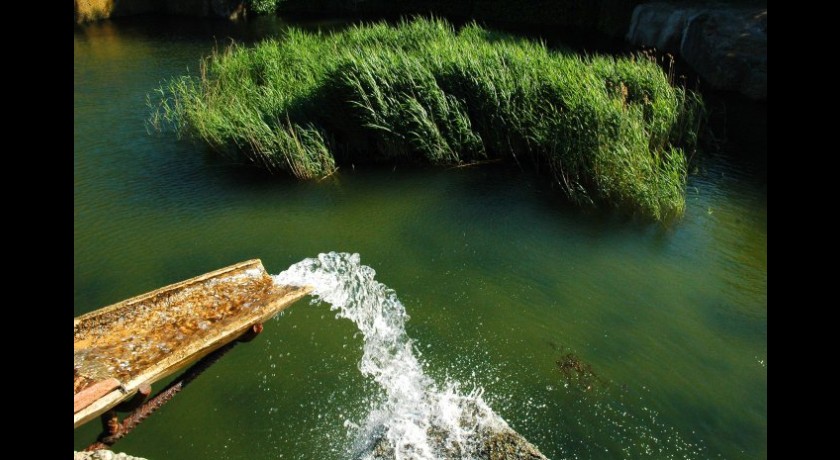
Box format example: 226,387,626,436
361,426,549,460
478,430,549,460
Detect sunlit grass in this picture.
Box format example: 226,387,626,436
150,17,702,220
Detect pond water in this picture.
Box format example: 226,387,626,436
74,16,766,460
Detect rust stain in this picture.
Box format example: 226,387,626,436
74,261,307,397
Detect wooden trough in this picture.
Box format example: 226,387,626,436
74,259,311,429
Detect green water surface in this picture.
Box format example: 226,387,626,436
74,17,766,460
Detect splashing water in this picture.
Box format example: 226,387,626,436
273,252,523,459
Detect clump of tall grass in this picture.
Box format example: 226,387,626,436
149,17,703,220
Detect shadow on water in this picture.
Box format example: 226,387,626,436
74,13,355,44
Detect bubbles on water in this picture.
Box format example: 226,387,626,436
506,358,710,460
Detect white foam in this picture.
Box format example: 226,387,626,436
274,252,509,459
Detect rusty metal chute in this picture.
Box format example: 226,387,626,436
74,259,311,430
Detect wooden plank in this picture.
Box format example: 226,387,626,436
74,377,121,414
74,259,311,429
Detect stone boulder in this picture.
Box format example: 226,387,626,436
73,450,147,460
626,2,767,100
